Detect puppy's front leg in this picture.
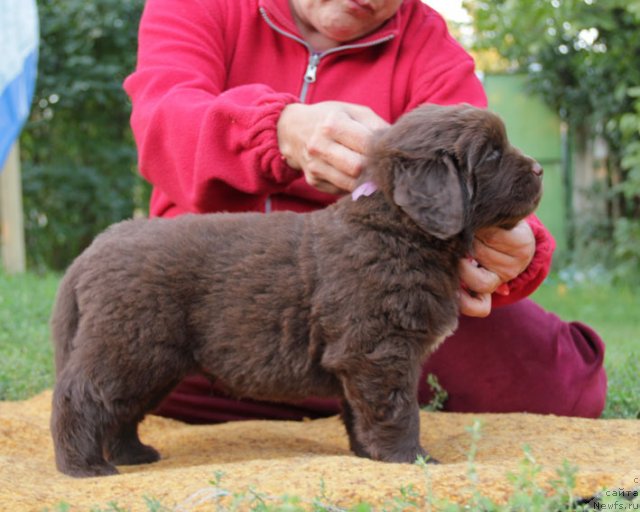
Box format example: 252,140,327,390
338,348,428,464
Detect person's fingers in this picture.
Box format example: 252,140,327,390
307,178,344,195
278,101,388,193
305,133,364,181
457,287,492,318
328,105,389,153
301,156,356,193
346,104,390,132
457,258,500,317
459,257,502,295
473,221,535,281
472,239,521,283
318,110,372,156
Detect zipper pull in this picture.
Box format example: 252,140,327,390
304,53,320,83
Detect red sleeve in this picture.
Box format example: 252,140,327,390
491,214,556,307
123,0,300,213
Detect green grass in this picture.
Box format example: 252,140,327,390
531,278,640,419
531,278,639,365
0,271,58,400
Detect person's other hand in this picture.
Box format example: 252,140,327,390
277,101,389,194
458,220,536,317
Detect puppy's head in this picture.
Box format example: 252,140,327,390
368,104,543,239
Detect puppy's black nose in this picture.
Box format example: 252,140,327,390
532,162,544,176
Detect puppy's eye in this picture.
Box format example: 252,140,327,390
498,220,518,230
484,149,502,162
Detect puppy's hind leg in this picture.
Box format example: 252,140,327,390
103,379,181,467
104,420,160,466
51,367,118,477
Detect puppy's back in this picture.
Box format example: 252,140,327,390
50,211,328,399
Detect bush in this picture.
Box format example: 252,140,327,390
20,0,147,271
613,87,640,283
467,0,640,283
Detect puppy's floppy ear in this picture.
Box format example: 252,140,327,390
393,154,466,239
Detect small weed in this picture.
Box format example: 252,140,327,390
143,496,174,512
422,373,449,412
43,503,71,512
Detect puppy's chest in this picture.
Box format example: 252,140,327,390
312,239,460,341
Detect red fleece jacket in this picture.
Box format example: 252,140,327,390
123,0,555,305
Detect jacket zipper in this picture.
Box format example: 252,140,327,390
300,52,321,102
259,7,395,102
258,7,395,212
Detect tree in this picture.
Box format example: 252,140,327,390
20,0,146,270
466,0,640,280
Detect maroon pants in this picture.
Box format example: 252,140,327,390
154,299,607,423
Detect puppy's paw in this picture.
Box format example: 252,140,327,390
59,461,119,478
107,443,160,466
375,444,429,464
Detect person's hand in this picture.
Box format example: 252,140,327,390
458,220,536,317
277,101,389,194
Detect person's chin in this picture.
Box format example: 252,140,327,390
323,21,374,43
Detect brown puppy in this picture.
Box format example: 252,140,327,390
50,104,543,477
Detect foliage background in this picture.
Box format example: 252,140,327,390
465,0,640,283
20,0,146,271
17,0,640,283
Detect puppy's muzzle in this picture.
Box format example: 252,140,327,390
531,162,543,177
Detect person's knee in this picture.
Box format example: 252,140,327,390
563,322,608,418
417,300,608,417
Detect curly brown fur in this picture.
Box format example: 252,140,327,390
50,104,542,477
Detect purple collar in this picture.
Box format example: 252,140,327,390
351,181,378,201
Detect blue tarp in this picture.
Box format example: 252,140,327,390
0,0,39,170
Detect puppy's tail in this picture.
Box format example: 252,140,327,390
50,268,80,378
